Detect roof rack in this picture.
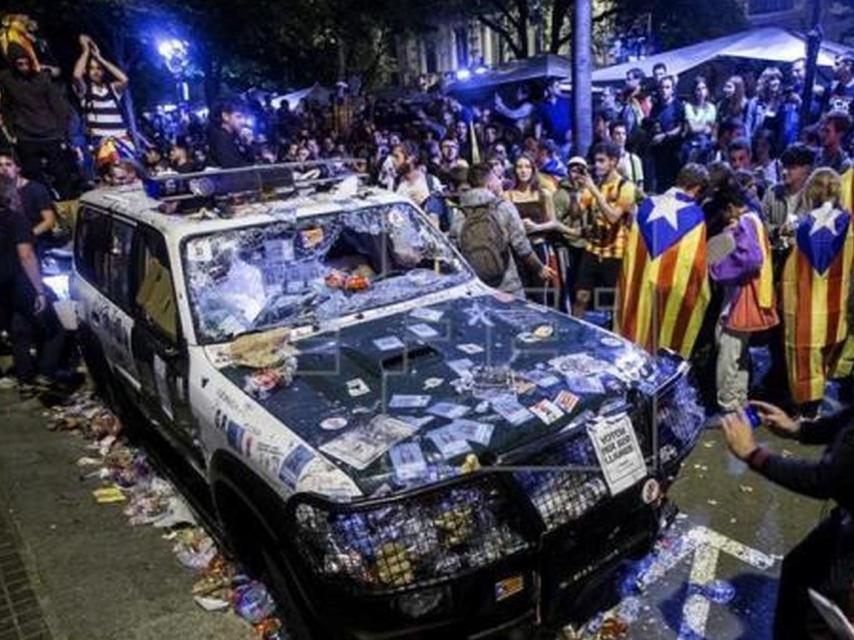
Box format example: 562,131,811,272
142,159,366,204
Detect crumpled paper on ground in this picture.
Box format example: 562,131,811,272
52,390,286,638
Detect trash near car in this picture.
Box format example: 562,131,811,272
71,163,706,639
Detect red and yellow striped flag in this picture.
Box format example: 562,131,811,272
782,203,854,404
615,189,710,358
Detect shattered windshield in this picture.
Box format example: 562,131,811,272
183,203,472,343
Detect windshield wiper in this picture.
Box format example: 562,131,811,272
250,290,320,331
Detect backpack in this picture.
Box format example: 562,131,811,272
459,200,509,288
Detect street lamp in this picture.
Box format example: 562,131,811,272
157,38,190,103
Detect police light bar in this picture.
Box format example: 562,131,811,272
143,159,363,202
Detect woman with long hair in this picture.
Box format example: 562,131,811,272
717,75,748,124
505,154,564,308
781,168,854,411
746,67,785,147
683,76,717,164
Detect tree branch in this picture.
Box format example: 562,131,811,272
487,0,521,29
549,0,571,53
478,13,523,58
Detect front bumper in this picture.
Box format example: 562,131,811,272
283,357,703,639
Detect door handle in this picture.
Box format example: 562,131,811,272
161,345,180,360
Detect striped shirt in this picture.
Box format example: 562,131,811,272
79,83,128,140
580,176,637,259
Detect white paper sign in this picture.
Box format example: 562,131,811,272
587,414,646,496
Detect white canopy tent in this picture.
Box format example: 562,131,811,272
592,27,852,84
270,83,332,110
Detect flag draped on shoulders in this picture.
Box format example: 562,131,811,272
782,203,854,403
615,188,710,358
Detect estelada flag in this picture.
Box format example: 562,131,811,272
615,188,710,358
782,203,854,403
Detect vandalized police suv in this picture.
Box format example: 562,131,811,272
71,164,705,639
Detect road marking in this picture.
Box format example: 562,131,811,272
678,526,775,639
575,525,777,639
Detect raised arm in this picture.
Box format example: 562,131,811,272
90,39,129,93
73,35,91,96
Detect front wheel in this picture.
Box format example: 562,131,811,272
215,483,316,640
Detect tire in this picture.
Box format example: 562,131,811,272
78,326,141,434
78,326,112,401
214,481,316,640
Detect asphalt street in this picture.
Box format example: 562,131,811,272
0,385,830,640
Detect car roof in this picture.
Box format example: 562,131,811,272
78,183,418,243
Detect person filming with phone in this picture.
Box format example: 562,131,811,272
720,312,854,639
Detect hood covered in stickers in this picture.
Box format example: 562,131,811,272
214,291,702,499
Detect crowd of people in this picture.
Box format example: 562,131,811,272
3,23,854,637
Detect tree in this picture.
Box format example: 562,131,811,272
597,0,748,52
441,0,575,60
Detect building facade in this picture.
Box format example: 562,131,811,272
393,0,854,86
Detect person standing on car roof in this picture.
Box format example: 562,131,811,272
0,175,70,388
72,34,131,154
0,44,74,198
208,98,253,168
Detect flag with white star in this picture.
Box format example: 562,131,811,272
615,188,710,358
795,203,850,275
783,204,854,403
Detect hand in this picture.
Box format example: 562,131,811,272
522,218,537,233
79,34,92,48
33,293,47,315
721,411,758,461
539,265,557,281
581,173,596,190
749,400,800,439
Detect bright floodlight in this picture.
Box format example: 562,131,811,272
456,68,471,81
157,40,174,58
158,38,187,60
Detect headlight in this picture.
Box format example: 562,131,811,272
653,365,705,467
512,425,612,531
289,474,534,592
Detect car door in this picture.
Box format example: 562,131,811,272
75,207,141,393
129,225,195,451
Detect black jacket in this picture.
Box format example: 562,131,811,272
751,405,854,515
208,126,251,168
